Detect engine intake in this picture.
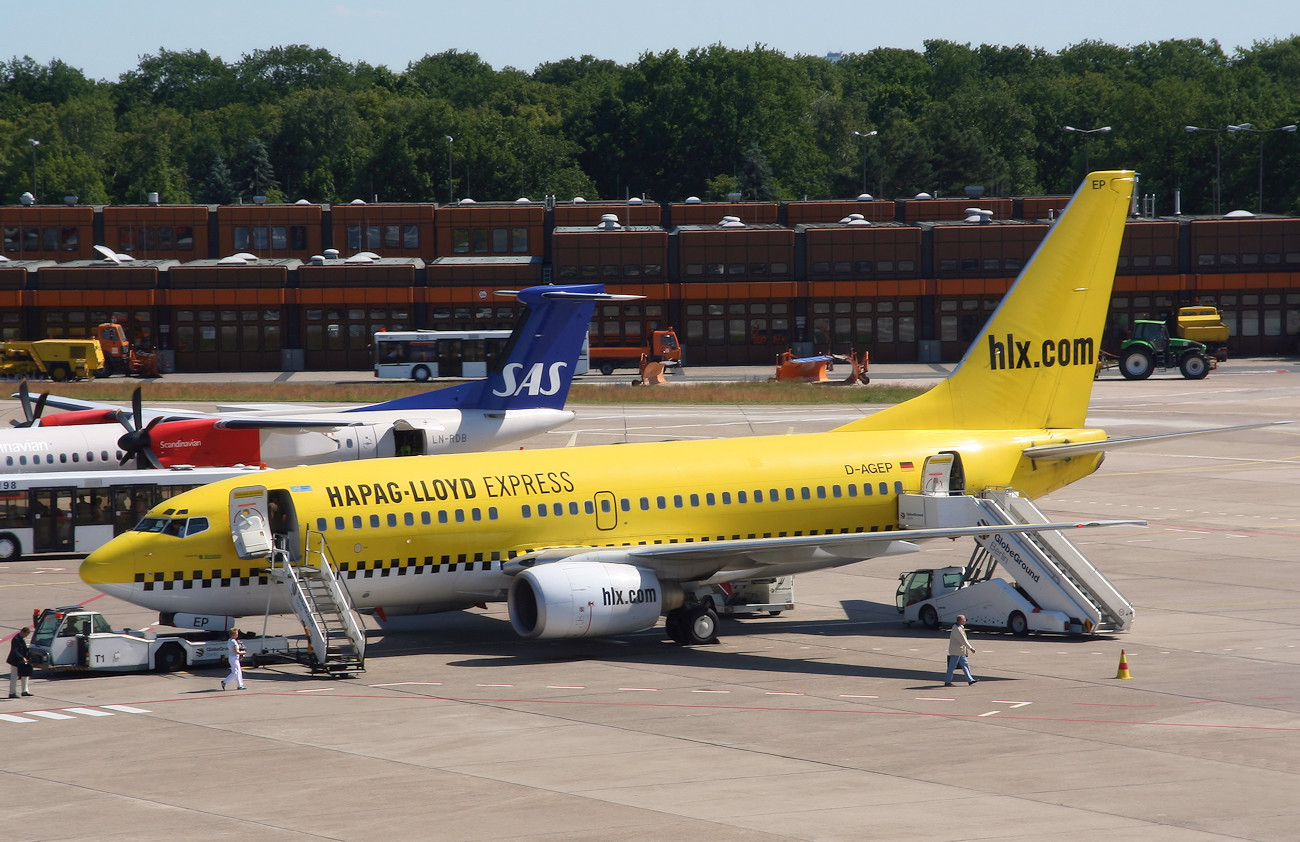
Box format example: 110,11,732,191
507,558,682,639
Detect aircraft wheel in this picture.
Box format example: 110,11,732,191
1180,354,1209,380
1008,611,1030,637
919,605,939,630
0,532,21,562
664,610,689,645
685,606,719,645
412,365,431,382
153,643,186,672
1120,348,1154,380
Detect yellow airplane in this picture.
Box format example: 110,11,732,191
83,170,1147,646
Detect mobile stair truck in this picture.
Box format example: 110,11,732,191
894,455,1135,636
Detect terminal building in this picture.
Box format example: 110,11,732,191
1,192,1297,371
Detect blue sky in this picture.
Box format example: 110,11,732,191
11,0,1298,81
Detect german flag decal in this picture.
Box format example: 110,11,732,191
900,461,915,471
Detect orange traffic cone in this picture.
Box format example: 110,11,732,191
1115,649,1132,679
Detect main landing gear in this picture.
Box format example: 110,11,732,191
664,603,720,646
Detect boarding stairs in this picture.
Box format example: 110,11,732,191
898,487,1134,633
269,531,366,674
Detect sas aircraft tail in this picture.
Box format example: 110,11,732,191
352,284,630,414
837,170,1136,433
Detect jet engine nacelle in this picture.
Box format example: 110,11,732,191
507,559,682,639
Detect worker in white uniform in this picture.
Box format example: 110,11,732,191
220,628,247,690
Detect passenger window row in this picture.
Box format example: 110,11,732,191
308,481,906,576
5,449,120,466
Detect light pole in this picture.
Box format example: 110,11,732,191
445,136,454,204
1184,125,1227,215
1226,123,1297,213
1062,125,1112,176
851,130,877,197
27,138,39,201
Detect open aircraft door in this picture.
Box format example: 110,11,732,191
229,485,272,559
393,418,446,456
920,452,966,496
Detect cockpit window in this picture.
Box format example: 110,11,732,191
135,516,210,538
134,517,169,533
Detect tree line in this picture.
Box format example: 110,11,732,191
2,38,1299,214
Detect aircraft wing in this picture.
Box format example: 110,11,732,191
30,394,209,422
25,394,366,429
1024,421,1292,461
505,518,1144,584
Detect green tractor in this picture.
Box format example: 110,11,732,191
1119,319,1214,380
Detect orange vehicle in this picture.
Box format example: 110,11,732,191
588,328,682,376
97,322,160,378
774,349,870,384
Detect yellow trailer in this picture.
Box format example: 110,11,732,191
0,339,107,381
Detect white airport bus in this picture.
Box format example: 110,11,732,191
373,329,513,381
0,465,268,561
374,329,589,380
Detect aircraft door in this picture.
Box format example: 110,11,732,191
266,488,301,561
593,491,618,531
229,485,272,559
32,487,75,553
392,425,425,457
354,425,379,459
921,452,966,496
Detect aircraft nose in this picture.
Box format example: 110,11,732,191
80,535,138,597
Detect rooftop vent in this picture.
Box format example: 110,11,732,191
94,245,134,264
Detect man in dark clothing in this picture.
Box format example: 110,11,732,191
8,627,33,698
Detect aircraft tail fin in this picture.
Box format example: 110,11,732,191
836,170,1136,433
353,284,632,413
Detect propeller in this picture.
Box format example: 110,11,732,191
115,387,165,469
10,379,49,427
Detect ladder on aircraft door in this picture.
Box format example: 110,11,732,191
897,487,1134,633
270,531,366,675
976,488,1134,633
